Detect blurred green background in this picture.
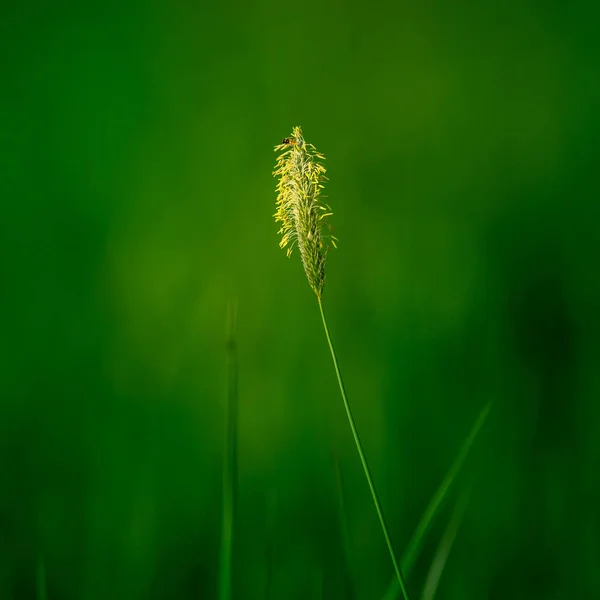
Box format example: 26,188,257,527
2,0,599,598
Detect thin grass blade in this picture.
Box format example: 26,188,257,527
381,401,492,600
36,554,46,600
421,490,470,600
331,450,357,600
264,491,278,600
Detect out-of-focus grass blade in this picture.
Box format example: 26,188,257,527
332,450,356,600
219,301,238,600
381,401,492,600
264,491,278,600
36,554,46,600
421,490,470,600
313,563,324,600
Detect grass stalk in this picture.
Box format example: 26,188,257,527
318,297,411,600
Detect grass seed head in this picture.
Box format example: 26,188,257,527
273,126,337,298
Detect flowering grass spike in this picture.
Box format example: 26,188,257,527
273,126,337,298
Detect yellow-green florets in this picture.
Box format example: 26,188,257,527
273,126,337,298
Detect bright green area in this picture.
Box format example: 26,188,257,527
2,0,599,598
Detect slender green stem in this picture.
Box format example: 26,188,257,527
220,301,238,600
317,297,411,600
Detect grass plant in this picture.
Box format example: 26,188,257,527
274,126,411,600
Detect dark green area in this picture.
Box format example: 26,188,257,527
2,0,599,598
